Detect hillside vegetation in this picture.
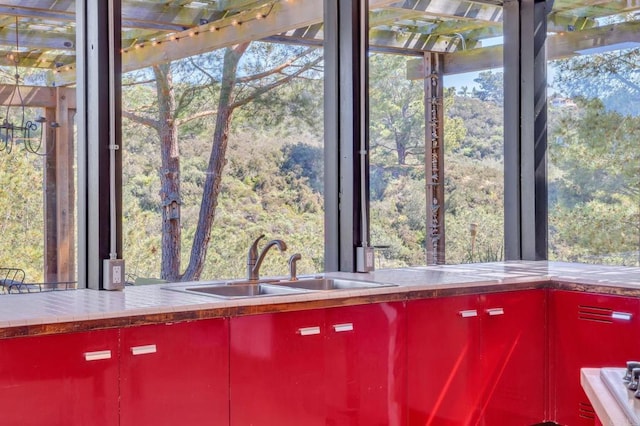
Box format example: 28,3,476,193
1,47,638,283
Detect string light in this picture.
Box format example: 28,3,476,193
121,2,277,54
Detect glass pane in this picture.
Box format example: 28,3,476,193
547,6,640,265
0,9,77,291
121,1,325,283
368,1,504,267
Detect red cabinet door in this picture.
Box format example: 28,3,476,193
325,302,407,426
230,309,326,426
551,290,640,425
479,289,546,425
120,318,229,426
407,295,481,426
0,329,119,426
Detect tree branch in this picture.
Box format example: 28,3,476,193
230,54,323,109
235,47,318,84
175,109,218,127
122,110,159,129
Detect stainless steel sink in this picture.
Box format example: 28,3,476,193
273,277,397,291
166,282,311,299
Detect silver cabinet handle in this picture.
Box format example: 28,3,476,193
612,312,633,321
131,344,157,356
84,350,112,361
298,326,321,336
459,310,478,318
333,323,354,333
486,308,505,316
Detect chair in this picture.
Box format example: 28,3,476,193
0,268,26,293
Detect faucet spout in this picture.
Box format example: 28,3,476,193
247,235,287,281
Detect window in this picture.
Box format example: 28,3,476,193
547,9,640,265
0,10,77,290
121,2,325,282
368,1,504,267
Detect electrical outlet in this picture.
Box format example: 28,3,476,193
103,259,125,290
356,246,375,272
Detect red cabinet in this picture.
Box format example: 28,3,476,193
479,290,546,425
407,294,480,425
325,303,407,425
0,329,120,426
230,302,406,426
407,290,546,426
550,290,640,425
0,319,229,426
230,308,326,426
120,318,229,426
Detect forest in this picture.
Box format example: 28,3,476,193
0,42,638,283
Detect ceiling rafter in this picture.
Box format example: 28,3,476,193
414,20,640,76
52,0,400,85
0,0,634,88
383,0,504,24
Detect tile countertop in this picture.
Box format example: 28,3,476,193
2,261,640,334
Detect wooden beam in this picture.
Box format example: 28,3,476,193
0,26,75,51
122,0,398,72
547,20,640,59
0,85,76,109
442,44,503,74
44,105,57,283
382,0,504,23
55,86,75,284
405,20,640,77
370,28,461,53
551,0,640,19
0,49,75,69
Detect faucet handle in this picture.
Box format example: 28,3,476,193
288,253,301,281
624,361,640,382
247,234,266,259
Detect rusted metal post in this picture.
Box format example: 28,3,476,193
424,52,445,265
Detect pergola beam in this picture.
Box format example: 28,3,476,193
382,0,504,23
53,0,399,85
0,85,76,108
404,20,640,77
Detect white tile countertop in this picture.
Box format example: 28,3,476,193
2,261,640,332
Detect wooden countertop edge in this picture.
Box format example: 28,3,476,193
1,278,639,339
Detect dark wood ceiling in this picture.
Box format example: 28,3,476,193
0,0,636,85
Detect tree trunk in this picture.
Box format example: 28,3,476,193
154,64,182,281
182,43,249,281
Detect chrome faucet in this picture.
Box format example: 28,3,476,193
247,234,287,282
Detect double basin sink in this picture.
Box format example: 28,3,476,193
166,277,397,299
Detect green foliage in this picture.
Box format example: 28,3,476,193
552,48,640,116
446,95,503,161
369,53,426,165
548,96,640,264
472,71,504,104
0,153,45,280
281,142,324,194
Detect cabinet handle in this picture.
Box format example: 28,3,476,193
459,310,478,318
84,350,112,361
333,323,354,333
131,344,157,356
298,326,321,336
612,311,633,321
486,308,505,316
